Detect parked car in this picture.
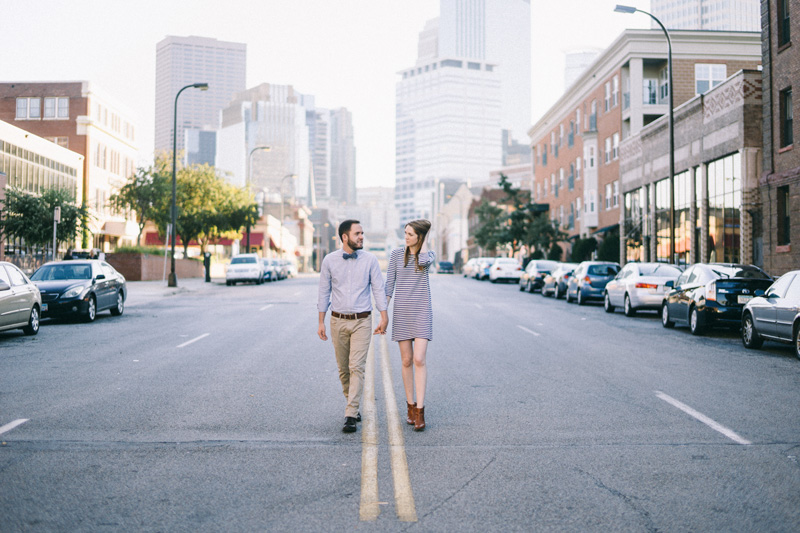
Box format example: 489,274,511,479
489,257,522,283
0,261,41,335
226,254,265,285
604,262,683,316
262,258,278,282
566,261,621,305
30,260,126,323
438,261,454,274
741,269,800,358
542,263,578,298
661,263,773,335
462,258,481,278
284,259,298,278
476,258,494,280
519,259,559,293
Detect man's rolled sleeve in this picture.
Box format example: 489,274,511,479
317,258,332,313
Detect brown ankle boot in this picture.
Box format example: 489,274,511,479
413,406,425,431
406,402,416,425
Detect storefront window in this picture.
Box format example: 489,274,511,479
654,178,671,262
707,153,741,263
674,171,692,266
624,187,647,262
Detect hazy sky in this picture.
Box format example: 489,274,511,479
3,1,648,188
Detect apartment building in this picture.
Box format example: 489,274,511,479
0,82,140,251
760,0,799,275
528,29,761,259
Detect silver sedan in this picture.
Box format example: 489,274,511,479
604,262,682,317
0,261,41,335
741,270,800,358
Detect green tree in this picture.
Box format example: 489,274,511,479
597,230,620,262
109,157,170,246
473,200,504,253
570,237,597,262
496,174,530,256
0,187,90,252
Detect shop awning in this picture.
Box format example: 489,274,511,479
592,223,619,235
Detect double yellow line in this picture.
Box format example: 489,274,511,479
359,333,418,522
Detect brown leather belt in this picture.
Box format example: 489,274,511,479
331,311,371,320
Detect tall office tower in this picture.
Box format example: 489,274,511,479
155,35,246,157
395,0,527,222
310,109,331,203
216,83,312,203
329,108,356,206
649,0,760,31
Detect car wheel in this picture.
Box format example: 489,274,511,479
741,313,763,349
577,289,585,306
110,291,124,316
556,288,564,299
623,294,636,317
519,282,525,292
527,281,535,293
689,306,704,336
603,292,614,313
794,324,800,360
661,303,675,328
22,305,40,335
83,295,97,323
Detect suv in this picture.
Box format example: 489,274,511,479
226,254,265,285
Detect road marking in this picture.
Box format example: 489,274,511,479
260,304,274,311
176,333,210,348
0,419,29,436
379,334,418,522
517,325,540,337
359,334,380,521
655,391,752,445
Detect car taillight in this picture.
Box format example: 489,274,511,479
564,273,571,278
584,276,591,283
705,281,717,302
635,283,658,289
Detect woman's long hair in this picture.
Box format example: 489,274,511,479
403,219,431,271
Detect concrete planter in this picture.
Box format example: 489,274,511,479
106,253,203,281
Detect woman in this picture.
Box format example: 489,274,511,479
385,219,434,431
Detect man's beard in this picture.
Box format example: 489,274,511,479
350,240,364,250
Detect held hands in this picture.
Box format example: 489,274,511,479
373,315,388,336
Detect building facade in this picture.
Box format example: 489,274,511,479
529,30,761,259
0,81,140,251
155,35,246,157
650,0,761,31
760,0,799,275
1,119,84,263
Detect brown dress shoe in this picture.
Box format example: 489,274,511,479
406,402,416,425
413,406,425,431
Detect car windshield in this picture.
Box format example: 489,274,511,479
640,264,682,277
588,265,618,276
231,257,257,264
709,265,771,280
32,264,92,281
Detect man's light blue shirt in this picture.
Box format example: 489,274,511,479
318,249,388,314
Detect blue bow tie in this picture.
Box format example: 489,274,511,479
343,252,357,260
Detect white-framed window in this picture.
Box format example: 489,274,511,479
695,63,726,94
576,197,582,219
588,146,595,168
551,173,555,194
605,183,613,210
576,156,582,179
604,82,611,111
604,137,612,163
612,75,619,107
559,205,565,226
550,131,556,150
16,97,41,119
559,124,564,146
612,133,620,160
659,68,669,101
613,180,619,207
559,168,565,189
43,97,69,119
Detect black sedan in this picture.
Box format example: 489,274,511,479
661,263,773,335
31,260,126,322
741,269,800,358
438,261,454,274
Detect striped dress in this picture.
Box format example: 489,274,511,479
385,247,435,342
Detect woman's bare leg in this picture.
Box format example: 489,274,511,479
413,338,428,408
398,340,415,404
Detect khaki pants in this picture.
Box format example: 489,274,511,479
331,315,372,418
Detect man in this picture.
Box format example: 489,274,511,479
318,220,388,433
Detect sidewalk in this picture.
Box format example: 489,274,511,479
125,277,225,306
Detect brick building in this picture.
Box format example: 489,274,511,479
528,29,761,260
760,0,800,275
0,82,139,252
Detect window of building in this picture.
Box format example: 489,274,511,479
605,183,613,210
467,62,481,70
568,121,575,147
568,164,575,191
575,109,581,136
16,97,41,119
576,197,581,220
43,97,69,119
604,82,611,111
777,185,791,246
589,100,597,130
643,79,658,104
659,67,669,101
604,137,612,163
612,75,619,107
559,124,564,147
441,59,463,68
542,144,548,166
695,64,726,94
707,153,742,263
612,133,620,160
559,168,565,190
576,156,581,180
778,0,791,47
780,87,793,148
613,180,619,207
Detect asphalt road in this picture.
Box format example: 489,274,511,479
2,273,800,532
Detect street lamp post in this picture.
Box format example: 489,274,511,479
246,146,271,253
169,82,209,287
615,5,675,264
279,174,297,258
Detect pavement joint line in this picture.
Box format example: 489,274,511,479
0,419,29,436
359,327,380,521
176,333,210,349
259,304,274,311
655,391,752,445
379,334,418,522
517,325,540,337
